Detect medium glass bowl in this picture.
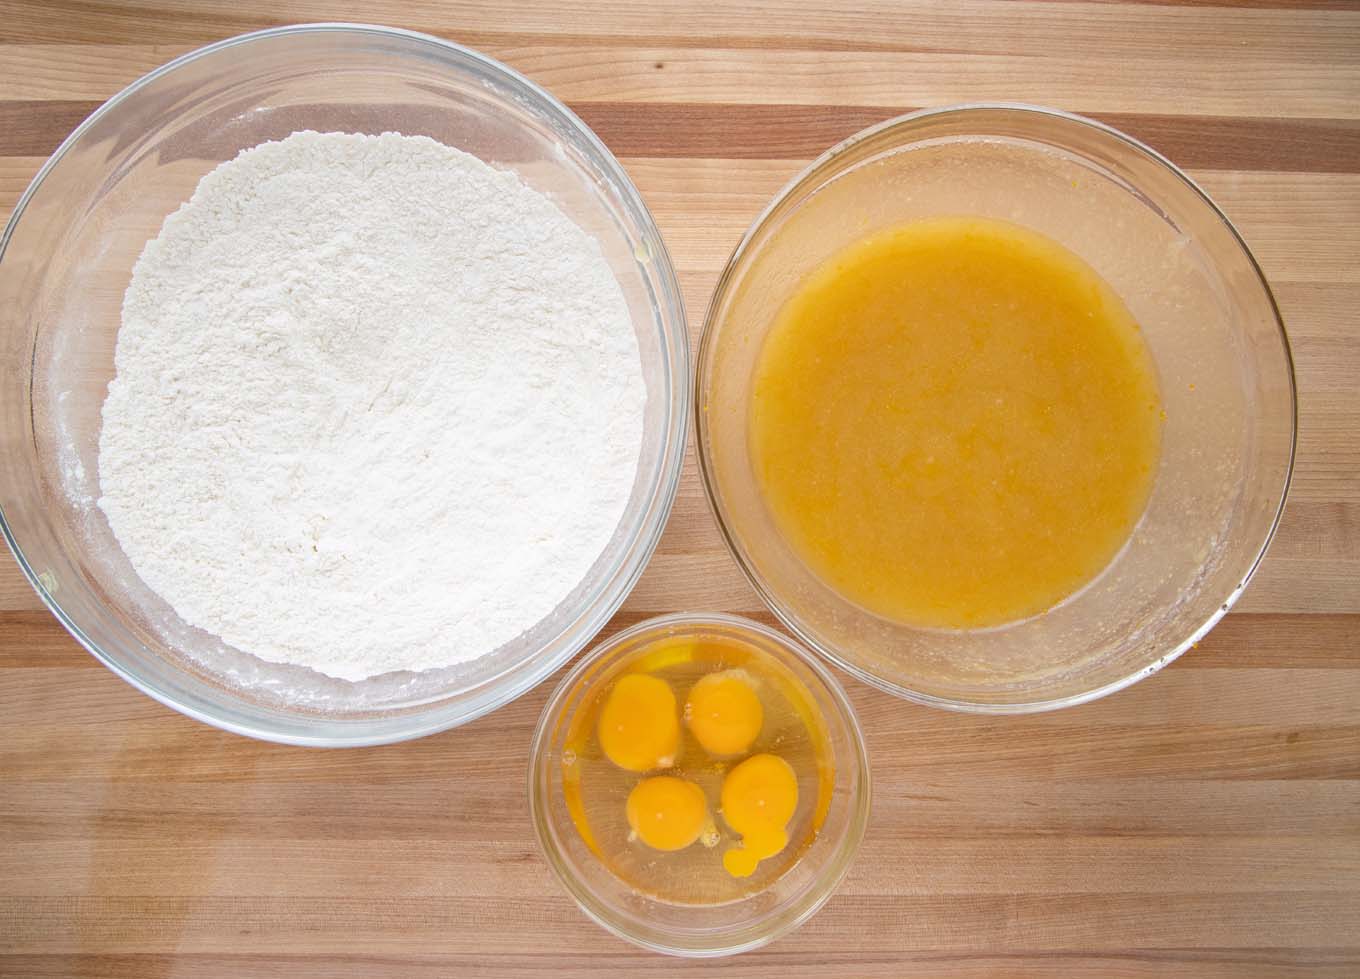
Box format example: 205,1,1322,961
696,104,1295,713
0,24,689,745
528,613,870,957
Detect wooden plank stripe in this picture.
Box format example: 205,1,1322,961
2,1,1357,56
3,777,1356,841
0,893,1356,952
574,104,1360,173
0,952,1357,979
1,100,1358,174
4,837,1356,896
4,610,1356,670
1063,0,1358,9
1,952,1358,979
5,44,1354,118
0,100,93,157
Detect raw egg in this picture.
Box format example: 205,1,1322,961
560,628,836,903
597,673,679,772
720,753,799,878
685,669,764,757
626,775,709,851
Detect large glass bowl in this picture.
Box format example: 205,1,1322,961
697,104,1295,713
0,24,689,745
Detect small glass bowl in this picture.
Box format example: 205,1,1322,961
696,103,1296,713
0,24,688,744
528,613,870,957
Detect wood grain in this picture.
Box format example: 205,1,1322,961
0,1,1357,976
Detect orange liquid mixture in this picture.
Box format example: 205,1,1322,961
750,216,1162,629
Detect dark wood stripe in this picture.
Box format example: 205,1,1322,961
0,611,96,668
1171,613,1360,669
573,104,1360,173
0,0,276,45
3,99,1358,174
0,100,96,157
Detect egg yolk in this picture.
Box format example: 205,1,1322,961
626,775,709,851
720,753,799,878
597,673,680,772
685,670,764,757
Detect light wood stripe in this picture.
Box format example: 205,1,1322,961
4,837,1357,896
1,893,1356,953
2,1,1357,59
3,774,1356,838
3,610,1357,670
1,668,1357,783
2,43,1355,118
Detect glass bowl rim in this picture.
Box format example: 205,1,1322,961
693,101,1298,715
526,611,872,957
0,22,691,746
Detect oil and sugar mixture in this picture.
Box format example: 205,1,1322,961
751,215,1163,630
562,630,834,903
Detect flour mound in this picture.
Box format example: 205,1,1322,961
98,131,645,682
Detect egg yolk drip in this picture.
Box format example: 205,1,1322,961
597,673,679,772
626,776,709,851
720,753,799,878
685,670,764,757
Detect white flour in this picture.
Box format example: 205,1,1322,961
97,131,645,682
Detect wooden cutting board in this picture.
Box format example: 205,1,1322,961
1,2,1357,976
